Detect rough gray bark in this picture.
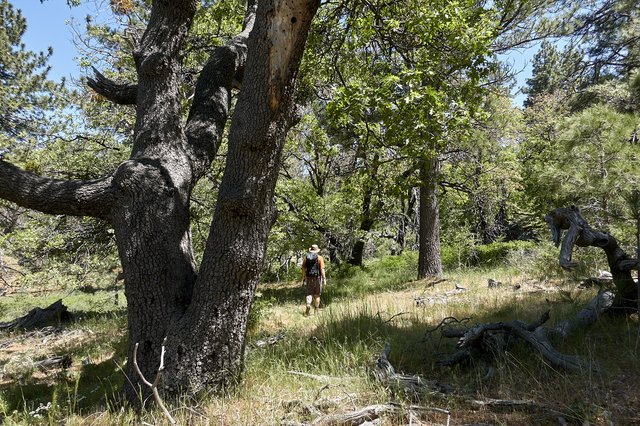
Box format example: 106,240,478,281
0,0,319,406
162,0,320,394
87,67,137,105
0,160,115,219
545,206,638,308
418,156,443,278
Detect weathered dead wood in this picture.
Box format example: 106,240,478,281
439,310,596,372
546,206,638,308
579,277,613,288
310,402,451,426
414,285,466,306
469,398,555,413
373,343,454,396
0,300,72,331
436,207,640,371
251,330,285,349
287,370,352,383
132,337,175,425
34,355,72,371
552,290,614,339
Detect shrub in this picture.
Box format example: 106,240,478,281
473,240,538,267
443,240,537,269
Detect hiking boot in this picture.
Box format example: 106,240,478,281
305,305,311,316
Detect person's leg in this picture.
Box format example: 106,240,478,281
313,277,323,312
305,277,313,315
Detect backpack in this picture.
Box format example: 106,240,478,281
305,253,320,277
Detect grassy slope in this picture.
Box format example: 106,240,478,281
0,256,639,425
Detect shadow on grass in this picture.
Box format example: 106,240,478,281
0,315,128,417
252,287,640,425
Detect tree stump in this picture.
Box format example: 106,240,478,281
0,299,72,331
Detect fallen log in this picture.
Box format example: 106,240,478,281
439,310,596,372
310,402,451,426
0,299,72,331
469,397,556,413
34,355,72,371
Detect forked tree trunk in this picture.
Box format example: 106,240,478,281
418,156,443,278
0,0,320,406
162,0,320,394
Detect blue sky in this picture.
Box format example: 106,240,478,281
16,0,99,82
15,0,535,106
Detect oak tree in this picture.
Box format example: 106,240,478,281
0,0,320,404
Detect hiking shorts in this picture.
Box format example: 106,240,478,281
305,276,323,296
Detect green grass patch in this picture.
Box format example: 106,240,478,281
1,247,639,424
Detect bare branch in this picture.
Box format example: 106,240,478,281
87,67,137,105
546,206,638,307
133,338,176,425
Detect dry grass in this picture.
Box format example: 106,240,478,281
0,263,639,425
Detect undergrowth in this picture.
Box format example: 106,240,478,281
0,246,638,424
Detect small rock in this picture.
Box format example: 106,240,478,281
487,278,502,288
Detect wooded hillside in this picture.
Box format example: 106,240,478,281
0,0,639,424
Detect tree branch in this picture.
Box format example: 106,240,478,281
86,67,137,105
184,0,257,181
133,338,176,425
0,160,116,220
546,206,638,307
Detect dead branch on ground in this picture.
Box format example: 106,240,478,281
438,310,596,372
310,402,451,426
373,343,454,397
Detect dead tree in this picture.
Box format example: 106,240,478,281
545,206,638,309
436,206,639,371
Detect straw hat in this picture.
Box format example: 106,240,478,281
308,244,320,253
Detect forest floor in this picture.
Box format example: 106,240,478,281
0,260,639,425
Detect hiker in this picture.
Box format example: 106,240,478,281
301,244,326,315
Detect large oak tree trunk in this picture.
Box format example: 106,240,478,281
418,156,443,278
162,0,320,395
0,0,319,406
111,185,197,402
